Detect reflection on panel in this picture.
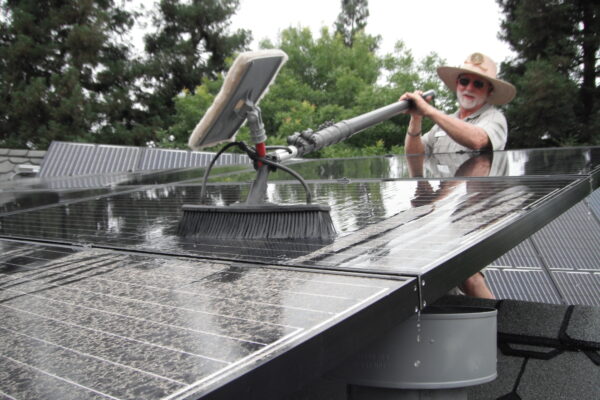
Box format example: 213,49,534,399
0,240,410,400
236,146,600,182
0,175,580,275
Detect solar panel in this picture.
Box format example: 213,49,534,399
0,176,588,274
490,238,544,268
552,271,600,306
587,188,600,219
0,239,416,400
256,146,600,182
484,268,563,304
0,163,254,217
0,146,598,399
529,200,600,270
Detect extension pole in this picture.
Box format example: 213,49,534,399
282,90,436,159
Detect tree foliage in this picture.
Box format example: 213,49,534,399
0,0,250,149
0,0,139,148
141,0,250,134
497,0,600,147
335,0,370,47
0,0,456,157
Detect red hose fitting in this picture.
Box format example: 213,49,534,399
256,142,266,167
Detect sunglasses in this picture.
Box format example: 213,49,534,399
458,77,487,89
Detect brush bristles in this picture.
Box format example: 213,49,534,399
178,204,336,240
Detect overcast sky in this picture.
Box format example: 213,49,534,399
230,0,515,67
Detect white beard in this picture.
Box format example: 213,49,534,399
457,90,487,110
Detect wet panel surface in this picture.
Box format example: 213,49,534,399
0,240,411,400
240,147,600,182
0,177,581,275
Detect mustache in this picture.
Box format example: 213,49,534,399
460,90,479,98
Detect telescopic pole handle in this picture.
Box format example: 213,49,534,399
290,89,435,157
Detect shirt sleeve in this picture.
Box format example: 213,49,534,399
477,108,508,151
420,125,437,154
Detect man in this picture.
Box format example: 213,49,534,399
401,52,516,155
401,52,516,299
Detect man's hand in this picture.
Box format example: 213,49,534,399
399,90,435,118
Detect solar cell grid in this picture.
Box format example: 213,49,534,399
552,271,600,306
490,238,544,268
586,188,600,221
529,201,600,271
0,177,583,276
0,241,413,400
484,268,562,304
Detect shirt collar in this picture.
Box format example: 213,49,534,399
454,103,492,121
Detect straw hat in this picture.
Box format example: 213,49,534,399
437,52,516,105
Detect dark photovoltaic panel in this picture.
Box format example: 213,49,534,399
0,163,254,217
551,271,600,306
490,238,544,268
0,239,414,400
484,268,562,304
0,177,585,276
529,200,600,270
252,146,600,182
586,187,600,220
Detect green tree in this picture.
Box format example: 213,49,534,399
157,75,223,149
140,0,250,136
497,0,600,147
0,0,139,148
262,30,452,153
335,0,370,47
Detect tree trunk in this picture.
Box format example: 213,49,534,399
579,0,598,142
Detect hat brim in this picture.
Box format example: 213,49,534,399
437,66,516,105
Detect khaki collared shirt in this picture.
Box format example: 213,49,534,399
420,104,508,154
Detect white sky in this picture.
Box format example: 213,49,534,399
230,0,515,67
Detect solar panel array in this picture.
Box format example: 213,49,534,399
0,146,598,399
488,186,600,306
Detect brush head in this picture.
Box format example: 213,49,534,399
178,203,336,240
188,49,288,150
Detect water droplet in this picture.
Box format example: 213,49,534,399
414,360,421,368
416,312,422,343
429,339,435,344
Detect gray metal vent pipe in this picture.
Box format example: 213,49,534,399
331,305,497,400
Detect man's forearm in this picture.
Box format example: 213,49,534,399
404,116,425,154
